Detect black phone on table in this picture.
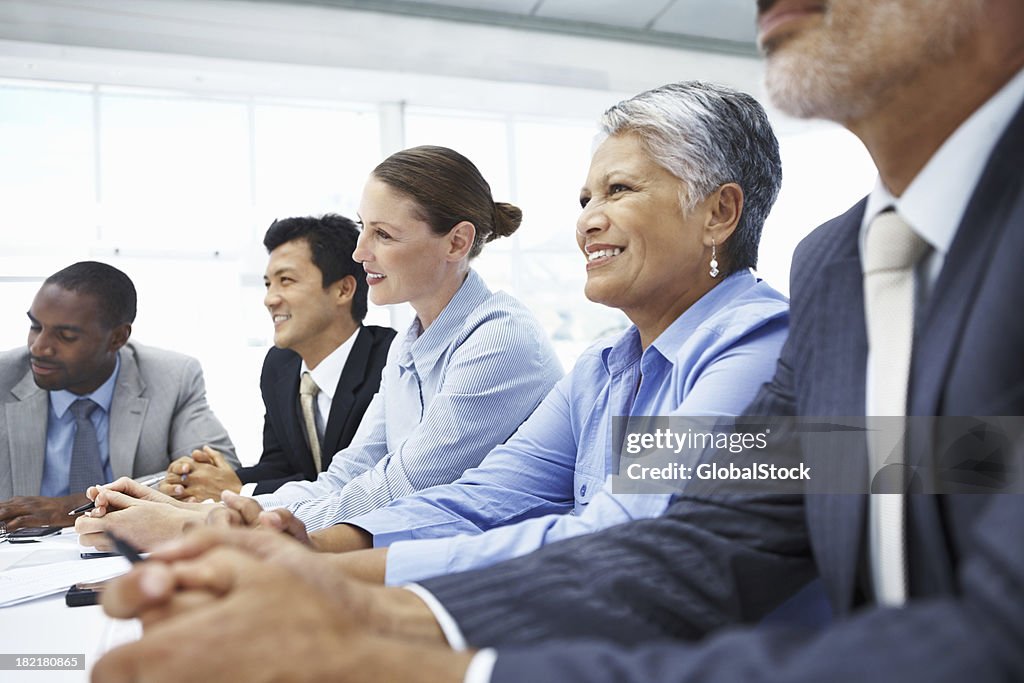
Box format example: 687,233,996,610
65,580,109,607
7,526,62,543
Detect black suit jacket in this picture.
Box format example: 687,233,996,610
422,101,1024,682
235,325,394,494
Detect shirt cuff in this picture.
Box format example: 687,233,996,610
463,649,497,683
239,482,258,497
344,508,419,547
384,537,453,586
251,493,281,509
402,584,467,651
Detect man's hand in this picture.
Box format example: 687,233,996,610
149,527,347,601
0,493,87,530
96,546,367,683
94,542,473,683
162,446,242,502
133,527,449,643
75,485,206,551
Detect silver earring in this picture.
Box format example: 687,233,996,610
709,239,720,278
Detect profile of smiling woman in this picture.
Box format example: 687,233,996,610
261,145,565,536
355,145,523,329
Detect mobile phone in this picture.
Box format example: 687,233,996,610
65,580,109,607
7,526,62,543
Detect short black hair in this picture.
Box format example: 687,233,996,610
44,261,137,329
263,214,367,322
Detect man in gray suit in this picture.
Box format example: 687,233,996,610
0,261,236,531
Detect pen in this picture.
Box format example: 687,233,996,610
67,472,168,516
105,531,145,564
80,551,119,559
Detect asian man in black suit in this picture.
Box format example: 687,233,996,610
93,1,1024,682
163,215,395,500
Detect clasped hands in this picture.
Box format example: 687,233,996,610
92,528,470,683
74,476,315,552
160,446,240,503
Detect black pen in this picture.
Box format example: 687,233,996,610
67,473,168,516
105,531,146,564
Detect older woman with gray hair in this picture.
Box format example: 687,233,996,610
92,81,796,682
96,79,793,600
288,80,792,579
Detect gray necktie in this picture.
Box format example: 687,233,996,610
68,398,105,495
299,372,323,472
863,209,929,606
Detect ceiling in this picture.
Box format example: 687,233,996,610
260,0,760,54
0,0,771,121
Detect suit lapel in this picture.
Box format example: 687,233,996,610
322,327,371,460
7,370,48,496
803,204,870,614
274,354,307,466
812,101,1024,608
902,100,1024,598
911,99,1024,417
108,347,148,478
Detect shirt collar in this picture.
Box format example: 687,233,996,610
50,352,121,418
862,65,1024,251
604,270,757,373
400,269,491,372
300,327,359,401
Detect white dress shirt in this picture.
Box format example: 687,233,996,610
861,65,1024,413
300,328,359,430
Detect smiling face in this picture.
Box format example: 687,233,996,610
758,0,983,122
353,177,463,324
27,284,127,395
264,238,353,366
577,132,719,337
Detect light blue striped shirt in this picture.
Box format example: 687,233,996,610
344,271,789,585
254,269,563,526
40,355,120,496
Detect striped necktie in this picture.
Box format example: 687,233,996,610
299,371,323,472
68,398,105,494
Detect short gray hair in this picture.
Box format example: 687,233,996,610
599,81,782,274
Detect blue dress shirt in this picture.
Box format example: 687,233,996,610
253,269,564,526
343,271,789,585
40,355,120,497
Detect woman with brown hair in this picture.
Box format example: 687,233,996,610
77,145,563,550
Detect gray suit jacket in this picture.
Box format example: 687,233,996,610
0,341,237,499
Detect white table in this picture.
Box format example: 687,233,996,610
0,529,141,682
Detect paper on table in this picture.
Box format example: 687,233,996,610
0,556,131,607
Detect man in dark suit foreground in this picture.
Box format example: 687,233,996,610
161,215,395,500
94,1,1024,681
